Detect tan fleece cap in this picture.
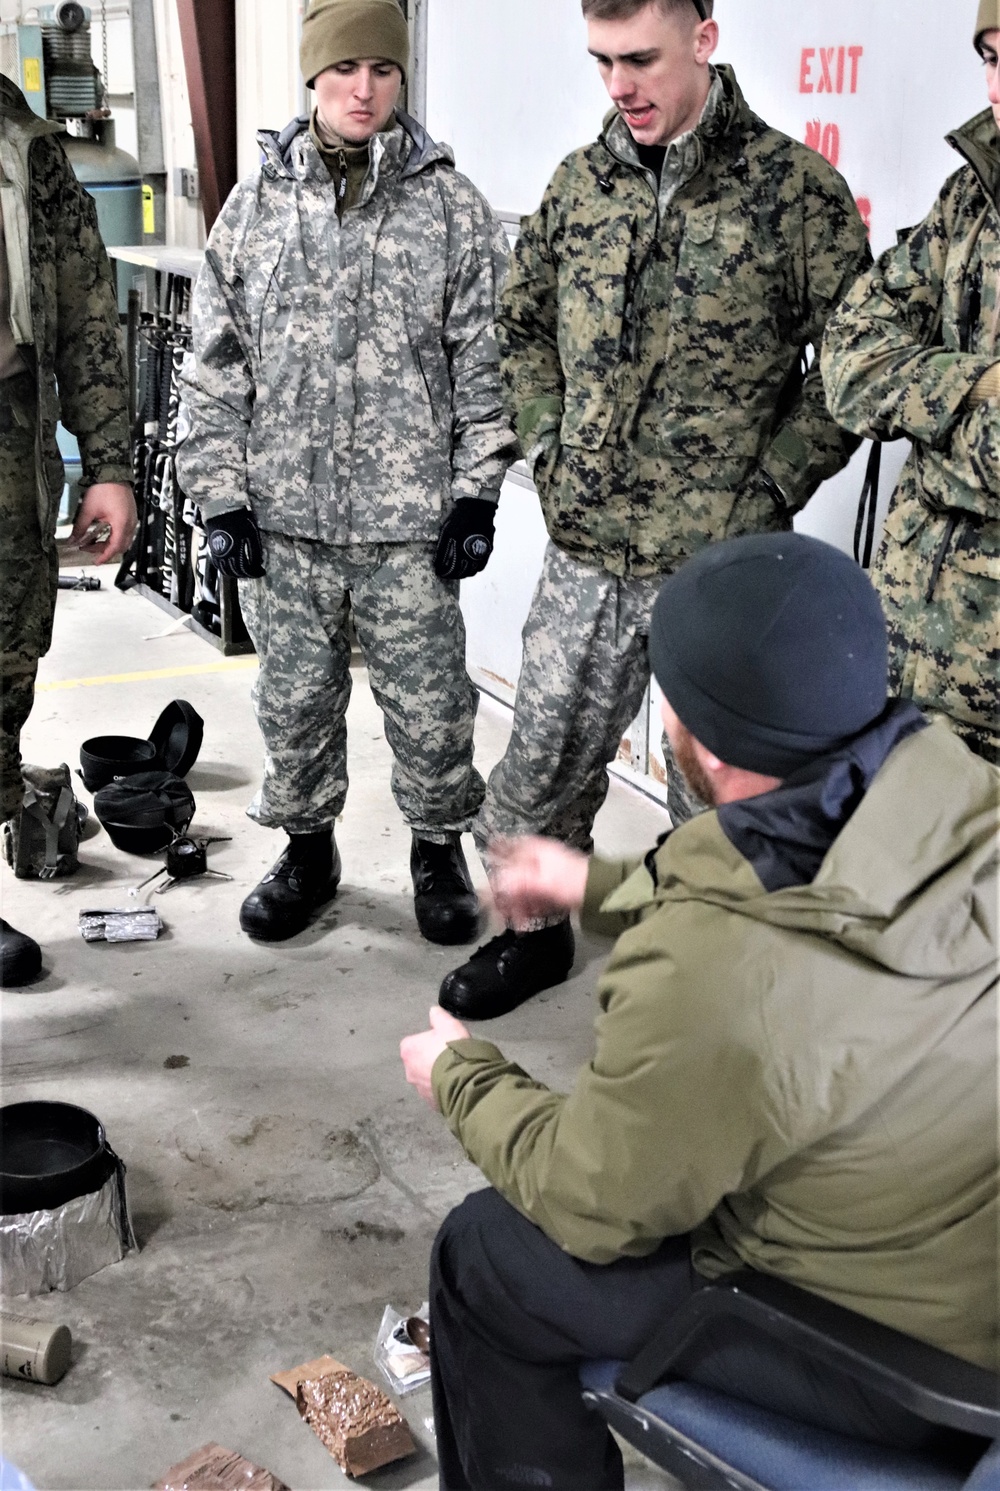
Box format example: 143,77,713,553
300,0,409,87
976,0,1000,45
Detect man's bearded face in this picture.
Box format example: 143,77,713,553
671,719,717,807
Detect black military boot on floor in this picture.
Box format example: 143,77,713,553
239,830,342,942
0,918,43,987
411,834,480,946
439,920,575,1020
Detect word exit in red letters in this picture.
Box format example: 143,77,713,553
800,46,863,95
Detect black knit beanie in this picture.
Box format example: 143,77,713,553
649,534,889,777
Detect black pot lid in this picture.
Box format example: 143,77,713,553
148,700,203,778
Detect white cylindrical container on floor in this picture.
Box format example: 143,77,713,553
0,1312,72,1385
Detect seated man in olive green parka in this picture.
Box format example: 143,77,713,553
401,532,998,1491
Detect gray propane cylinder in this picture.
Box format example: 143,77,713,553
63,117,144,249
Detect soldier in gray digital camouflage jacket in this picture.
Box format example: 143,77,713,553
0,76,134,988
440,0,872,1023
178,0,518,946
822,1,1000,766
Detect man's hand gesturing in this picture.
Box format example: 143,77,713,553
490,836,589,931
401,1006,471,1110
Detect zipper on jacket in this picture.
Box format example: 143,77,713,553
621,218,658,365
960,263,983,353
926,512,960,603
337,150,348,203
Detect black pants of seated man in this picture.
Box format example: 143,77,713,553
430,1188,960,1491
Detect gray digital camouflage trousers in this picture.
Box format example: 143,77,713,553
475,541,700,879
239,535,486,840
0,378,59,824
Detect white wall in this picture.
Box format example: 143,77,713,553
236,0,306,182
425,0,981,243
151,0,203,248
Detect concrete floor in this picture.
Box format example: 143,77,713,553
1,577,677,1491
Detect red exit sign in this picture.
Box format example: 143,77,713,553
800,46,863,94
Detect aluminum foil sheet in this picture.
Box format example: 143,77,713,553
79,907,162,942
0,1163,137,1296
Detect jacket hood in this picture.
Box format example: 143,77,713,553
600,64,750,171
257,106,453,181
948,106,1000,213
607,719,999,982
0,76,63,139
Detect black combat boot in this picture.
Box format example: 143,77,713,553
411,834,480,946
239,829,341,942
439,920,575,1020
0,918,43,987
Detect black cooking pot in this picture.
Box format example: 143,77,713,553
93,771,196,856
80,701,204,793
79,735,157,792
0,1101,117,1214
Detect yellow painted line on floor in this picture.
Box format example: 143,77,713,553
36,659,258,693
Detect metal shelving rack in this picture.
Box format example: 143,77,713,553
110,244,253,657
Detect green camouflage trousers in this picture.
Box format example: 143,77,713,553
239,535,486,838
475,541,699,881
0,378,59,824
873,503,1000,765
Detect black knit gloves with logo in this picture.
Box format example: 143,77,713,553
434,497,497,581
203,508,266,580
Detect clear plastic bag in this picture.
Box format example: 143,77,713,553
373,1303,431,1396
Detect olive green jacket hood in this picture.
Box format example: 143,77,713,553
949,105,1000,213
434,723,999,1369
592,727,996,984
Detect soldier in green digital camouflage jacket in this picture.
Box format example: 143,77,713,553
178,0,518,946
440,0,871,1023
0,76,133,988
822,3,1000,765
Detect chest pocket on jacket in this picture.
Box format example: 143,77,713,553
677,201,785,324
684,202,718,249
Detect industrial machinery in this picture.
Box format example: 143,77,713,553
1,3,143,251
1,3,144,517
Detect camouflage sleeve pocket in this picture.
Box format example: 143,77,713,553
948,507,1000,579
880,493,930,549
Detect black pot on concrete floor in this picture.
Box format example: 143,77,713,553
78,735,157,792
0,1102,116,1215
80,700,204,793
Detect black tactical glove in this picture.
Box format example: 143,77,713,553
203,508,265,579
434,497,496,581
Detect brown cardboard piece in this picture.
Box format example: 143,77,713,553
153,1442,289,1491
269,1354,351,1397
271,1357,416,1478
